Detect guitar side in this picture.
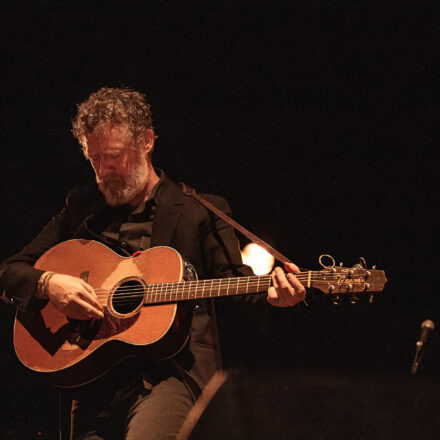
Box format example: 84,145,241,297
13,240,194,387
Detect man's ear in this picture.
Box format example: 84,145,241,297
144,129,155,156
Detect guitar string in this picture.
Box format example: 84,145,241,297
97,284,273,302
93,277,267,292
95,283,372,307
91,275,356,297
104,281,274,298
90,270,358,289
92,279,370,304
91,271,364,296
94,283,373,305
91,274,367,298
98,289,273,304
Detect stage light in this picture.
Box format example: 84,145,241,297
241,243,275,275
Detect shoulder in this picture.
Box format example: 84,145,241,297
197,193,231,215
160,173,232,215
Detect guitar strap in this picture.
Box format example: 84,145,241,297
180,182,292,264
180,183,308,391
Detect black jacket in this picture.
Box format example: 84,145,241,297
0,172,266,391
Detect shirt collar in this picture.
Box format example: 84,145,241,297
130,168,164,215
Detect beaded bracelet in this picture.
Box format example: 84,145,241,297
36,271,54,299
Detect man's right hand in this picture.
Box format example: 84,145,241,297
47,274,104,320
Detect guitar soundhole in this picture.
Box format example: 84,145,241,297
111,280,145,315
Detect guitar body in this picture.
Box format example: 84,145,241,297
13,240,195,388
13,239,388,388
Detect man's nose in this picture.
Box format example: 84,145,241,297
98,159,113,177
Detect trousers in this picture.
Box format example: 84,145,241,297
69,359,196,440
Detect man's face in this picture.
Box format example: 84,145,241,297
84,124,150,206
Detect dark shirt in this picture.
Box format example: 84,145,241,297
101,172,164,253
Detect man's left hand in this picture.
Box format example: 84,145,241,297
267,262,306,307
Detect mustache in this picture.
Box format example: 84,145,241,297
98,174,125,185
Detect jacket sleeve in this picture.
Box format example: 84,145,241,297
198,194,268,306
0,198,73,313
198,194,308,315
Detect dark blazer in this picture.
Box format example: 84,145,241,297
0,172,265,391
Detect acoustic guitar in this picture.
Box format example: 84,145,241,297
14,239,387,387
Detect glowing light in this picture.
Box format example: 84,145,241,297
241,243,275,275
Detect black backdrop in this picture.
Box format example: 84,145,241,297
1,1,439,438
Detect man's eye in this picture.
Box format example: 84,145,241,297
107,153,121,159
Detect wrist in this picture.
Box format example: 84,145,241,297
36,271,55,300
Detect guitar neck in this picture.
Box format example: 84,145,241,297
144,274,273,304
142,266,386,304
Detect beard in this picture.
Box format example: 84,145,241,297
98,161,148,206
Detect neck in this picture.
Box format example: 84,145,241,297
128,163,160,206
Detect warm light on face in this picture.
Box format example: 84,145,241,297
241,243,275,275
84,124,150,206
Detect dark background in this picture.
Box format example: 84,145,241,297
1,1,439,438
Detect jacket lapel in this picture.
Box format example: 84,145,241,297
150,175,185,247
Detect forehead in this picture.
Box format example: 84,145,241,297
85,123,133,153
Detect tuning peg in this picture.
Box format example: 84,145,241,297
369,294,374,304
339,262,343,267
372,265,377,269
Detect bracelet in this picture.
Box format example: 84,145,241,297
36,271,54,299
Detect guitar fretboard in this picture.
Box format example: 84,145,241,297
139,267,383,305
143,275,272,304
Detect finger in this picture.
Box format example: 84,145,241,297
271,269,280,293
79,281,104,312
267,286,281,306
285,271,305,293
72,290,104,319
80,279,99,299
271,268,292,306
284,261,300,274
274,267,306,306
274,267,295,297
268,272,282,305
286,272,306,300
74,298,105,320
79,279,95,295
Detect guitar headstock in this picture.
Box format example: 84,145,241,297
311,255,387,304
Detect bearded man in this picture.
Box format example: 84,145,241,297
0,87,305,439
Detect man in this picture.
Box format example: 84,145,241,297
0,87,305,439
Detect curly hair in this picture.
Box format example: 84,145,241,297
72,87,155,151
